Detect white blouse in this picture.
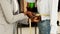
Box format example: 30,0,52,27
37,0,59,34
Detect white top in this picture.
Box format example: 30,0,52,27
37,0,59,34
37,0,50,20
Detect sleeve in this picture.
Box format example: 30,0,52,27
49,0,59,34
0,0,28,24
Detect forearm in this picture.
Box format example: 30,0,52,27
5,13,28,24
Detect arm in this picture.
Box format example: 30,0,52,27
49,0,59,34
0,0,28,24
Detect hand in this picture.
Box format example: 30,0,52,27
31,16,41,23
24,11,35,18
32,17,39,22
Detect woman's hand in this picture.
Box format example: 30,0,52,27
24,11,41,23
31,17,40,22
31,15,41,23
24,11,35,18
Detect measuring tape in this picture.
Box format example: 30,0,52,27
36,14,50,16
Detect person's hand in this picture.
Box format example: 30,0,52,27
31,17,40,22
24,11,35,18
24,11,41,23
31,15,41,23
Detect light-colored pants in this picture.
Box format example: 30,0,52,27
38,20,51,34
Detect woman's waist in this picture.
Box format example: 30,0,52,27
41,16,50,20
